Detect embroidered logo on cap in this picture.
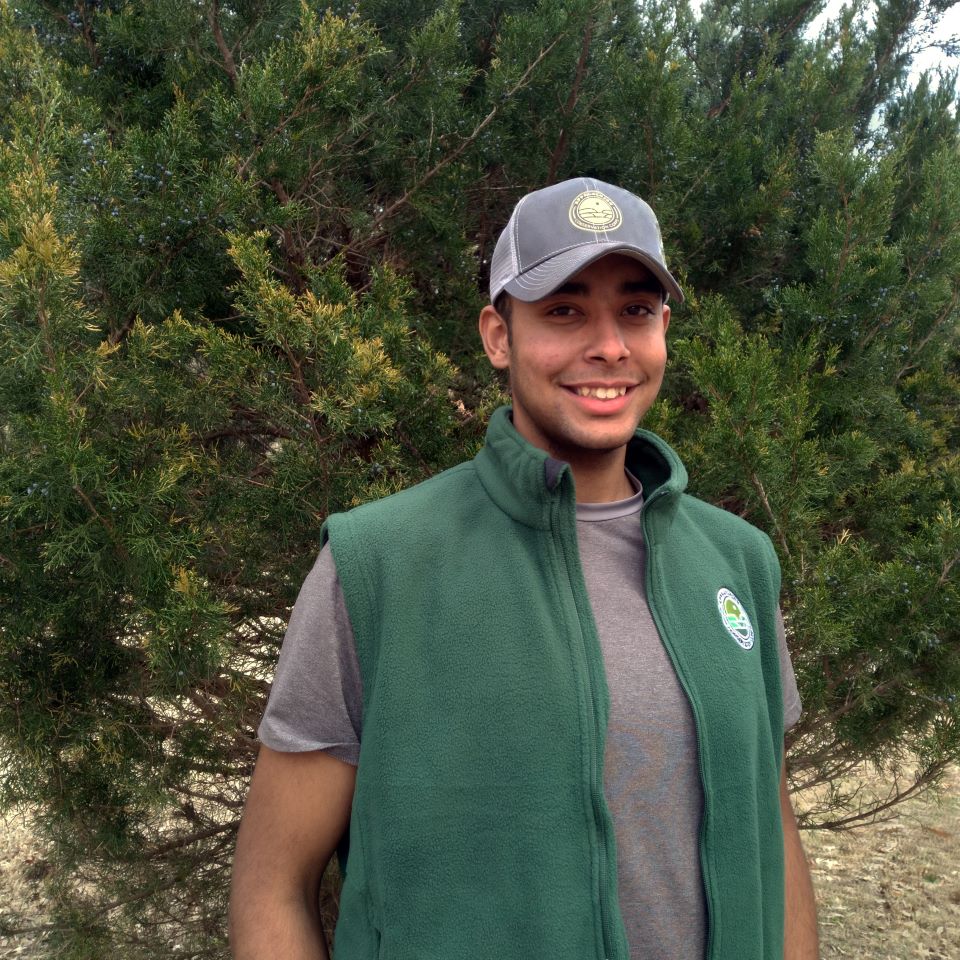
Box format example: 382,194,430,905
716,588,754,650
569,190,622,232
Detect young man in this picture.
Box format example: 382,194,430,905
229,178,818,960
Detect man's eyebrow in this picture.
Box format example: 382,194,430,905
550,281,589,297
622,280,664,295
548,279,663,297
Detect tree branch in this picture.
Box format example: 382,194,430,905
207,0,240,90
147,820,238,859
749,470,792,560
547,20,594,184
73,485,132,564
896,287,959,381
811,760,949,831
38,1,101,67
345,36,564,255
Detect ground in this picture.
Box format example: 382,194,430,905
0,811,52,958
1,768,959,958
800,766,960,959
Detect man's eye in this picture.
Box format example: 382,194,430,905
547,305,579,317
625,304,654,318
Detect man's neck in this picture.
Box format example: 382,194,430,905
566,449,634,503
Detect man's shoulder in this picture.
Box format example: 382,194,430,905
672,491,777,557
327,458,481,540
323,458,493,619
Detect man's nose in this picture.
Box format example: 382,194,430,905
587,314,630,362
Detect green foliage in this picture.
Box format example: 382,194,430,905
0,0,957,955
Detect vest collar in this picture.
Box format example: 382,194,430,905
474,406,688,529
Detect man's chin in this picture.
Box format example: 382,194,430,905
548,426,639,460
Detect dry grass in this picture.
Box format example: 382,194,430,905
801,766,960,959
1,768,958,958
0,809,51,958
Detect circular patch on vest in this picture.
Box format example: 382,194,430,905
716,588,755,650
568,190,622,232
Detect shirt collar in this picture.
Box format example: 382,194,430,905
473,406,687,529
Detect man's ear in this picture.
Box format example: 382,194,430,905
662,302,671,336
478,305,510,370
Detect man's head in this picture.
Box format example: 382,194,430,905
479,179,682,471
488,177,683,309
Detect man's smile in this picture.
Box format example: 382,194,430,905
564,383,635,399
560,382,639,415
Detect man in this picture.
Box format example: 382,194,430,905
229,178,818,960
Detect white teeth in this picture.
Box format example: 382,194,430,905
575,386,627,399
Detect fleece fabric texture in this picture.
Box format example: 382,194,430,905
323,406,785,960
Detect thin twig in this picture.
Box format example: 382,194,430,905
148,821,238,859
814,762,949,831
73,485,132,563
344,36,564,255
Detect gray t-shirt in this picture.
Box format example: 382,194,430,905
260,484,801,960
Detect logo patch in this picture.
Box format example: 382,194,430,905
716,588,754,650
568,190,623,232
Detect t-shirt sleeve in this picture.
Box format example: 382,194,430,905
258,543,363,765
776,606,802,731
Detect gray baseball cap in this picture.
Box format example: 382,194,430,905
489,177,683,304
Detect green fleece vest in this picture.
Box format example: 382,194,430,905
324,407,785,960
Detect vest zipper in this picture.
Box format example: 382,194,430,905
551,495,617,960
641,491,717,960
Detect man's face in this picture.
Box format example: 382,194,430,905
479,253,671,462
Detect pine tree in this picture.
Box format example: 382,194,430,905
1,1,957,955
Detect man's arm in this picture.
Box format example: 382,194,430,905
780,754,819,959
229,745,357,960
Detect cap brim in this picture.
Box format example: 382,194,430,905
503,242,684,304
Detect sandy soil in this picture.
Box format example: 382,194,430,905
2,769,959,958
